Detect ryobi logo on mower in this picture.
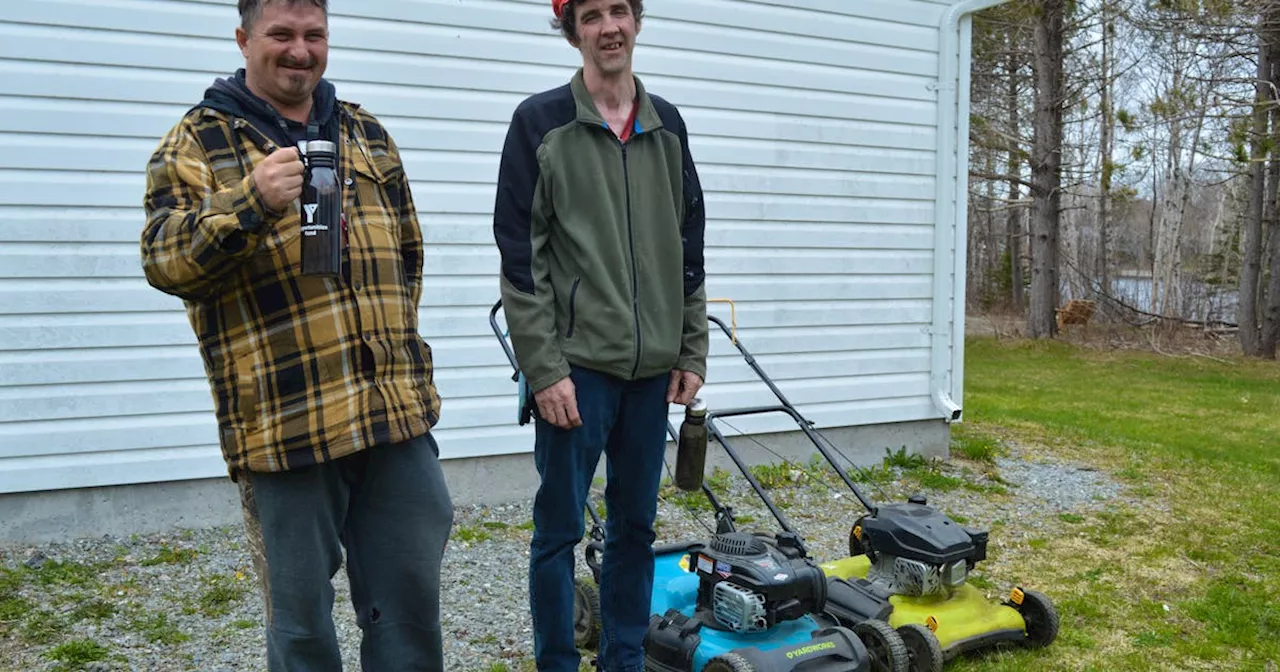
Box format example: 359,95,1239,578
783,641,835,659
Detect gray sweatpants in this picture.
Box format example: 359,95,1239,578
237,433,454,671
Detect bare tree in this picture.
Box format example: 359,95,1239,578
1029,0,1067,337
1239,1,1280,358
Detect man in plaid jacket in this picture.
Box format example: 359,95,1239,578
139,1,453,669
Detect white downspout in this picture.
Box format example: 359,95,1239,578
931,0,1009,423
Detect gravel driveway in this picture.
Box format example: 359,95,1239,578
0,439,1135,672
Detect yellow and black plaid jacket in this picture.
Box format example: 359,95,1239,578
141,102,440,476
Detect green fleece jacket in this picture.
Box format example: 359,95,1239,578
493,70,707,391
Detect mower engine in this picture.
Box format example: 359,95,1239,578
688,532,827,633
856,495,990,598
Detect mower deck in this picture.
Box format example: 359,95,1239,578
819,555,1029,659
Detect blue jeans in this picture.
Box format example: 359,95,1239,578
528,366,670,672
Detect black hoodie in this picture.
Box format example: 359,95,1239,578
197,68,340,151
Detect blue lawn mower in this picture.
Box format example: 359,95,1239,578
488,300,908,672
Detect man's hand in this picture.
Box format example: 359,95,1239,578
667,369,703,406
534,376,582,430
252,147,306,213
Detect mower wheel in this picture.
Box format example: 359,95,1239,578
853,619,909,672
848,517,867,557
573,578,601,650
897,623,943,672
1017,589,1059,648
704,652,755,671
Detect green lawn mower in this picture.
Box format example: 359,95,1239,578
698,313,1061,670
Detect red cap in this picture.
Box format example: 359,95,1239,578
552,0,571,18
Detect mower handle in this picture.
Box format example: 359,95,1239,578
488,299,520,382
706,405,880,514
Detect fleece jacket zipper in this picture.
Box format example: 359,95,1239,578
620,138,642,379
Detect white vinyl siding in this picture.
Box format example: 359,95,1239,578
0,0,964,493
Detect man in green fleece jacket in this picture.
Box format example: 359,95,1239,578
491,0,708,669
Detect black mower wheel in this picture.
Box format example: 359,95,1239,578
1017,589,1060,649
897,623,944,672
703,652,756,672
848,517,868,557
853,619,909,672
573,578,601,650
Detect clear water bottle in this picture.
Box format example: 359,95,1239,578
674,398,708,491
299,139,341,277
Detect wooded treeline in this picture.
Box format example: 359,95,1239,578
966,0,1280,358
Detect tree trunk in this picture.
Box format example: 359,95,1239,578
1097,1,1113,300
1006,51,1025,313
1241,17,1271,356
1029,0,1065,338
1261,39,1280,357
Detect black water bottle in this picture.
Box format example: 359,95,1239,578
674,398,708,491
299,139,341,277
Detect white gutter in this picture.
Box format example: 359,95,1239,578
930,0,1010,423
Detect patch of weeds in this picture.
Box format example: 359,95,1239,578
104,575,145,600
1133,628,1176,648
946,512,970,524
193,574,246,618
734,514,757,525
141,545,199,566
232,618,257,630
0,567,26,593
1058,513,1085,524
962,481,1009,495
773,490,796,510
749,462,796,489
21,609,69,645
453,525,493,544
0,592,31,626
1026,538,1048,551
882,446,928,470
43,638,111,672
966,574,995,590
950,429,1002,463
70,598,116,622
669,490,714,513
516,520,535,532
914,470,962,492
848,463,894,485
472,633,499,645
34,560,102,589
705,466,732,493
1072,567,1105,583
1115,465,1147,481
0,569,31,629
129,611,190,645
1090,509,1143,545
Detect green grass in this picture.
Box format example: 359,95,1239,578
42,639,114,672
953,337,1280,671
140,545,199,566
950,424,1004,462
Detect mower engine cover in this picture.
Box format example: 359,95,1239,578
688,532,827,633
859,501,989,597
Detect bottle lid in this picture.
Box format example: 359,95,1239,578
687,397,707,416
305,139,337,156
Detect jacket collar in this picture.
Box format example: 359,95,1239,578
569,68,663,136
